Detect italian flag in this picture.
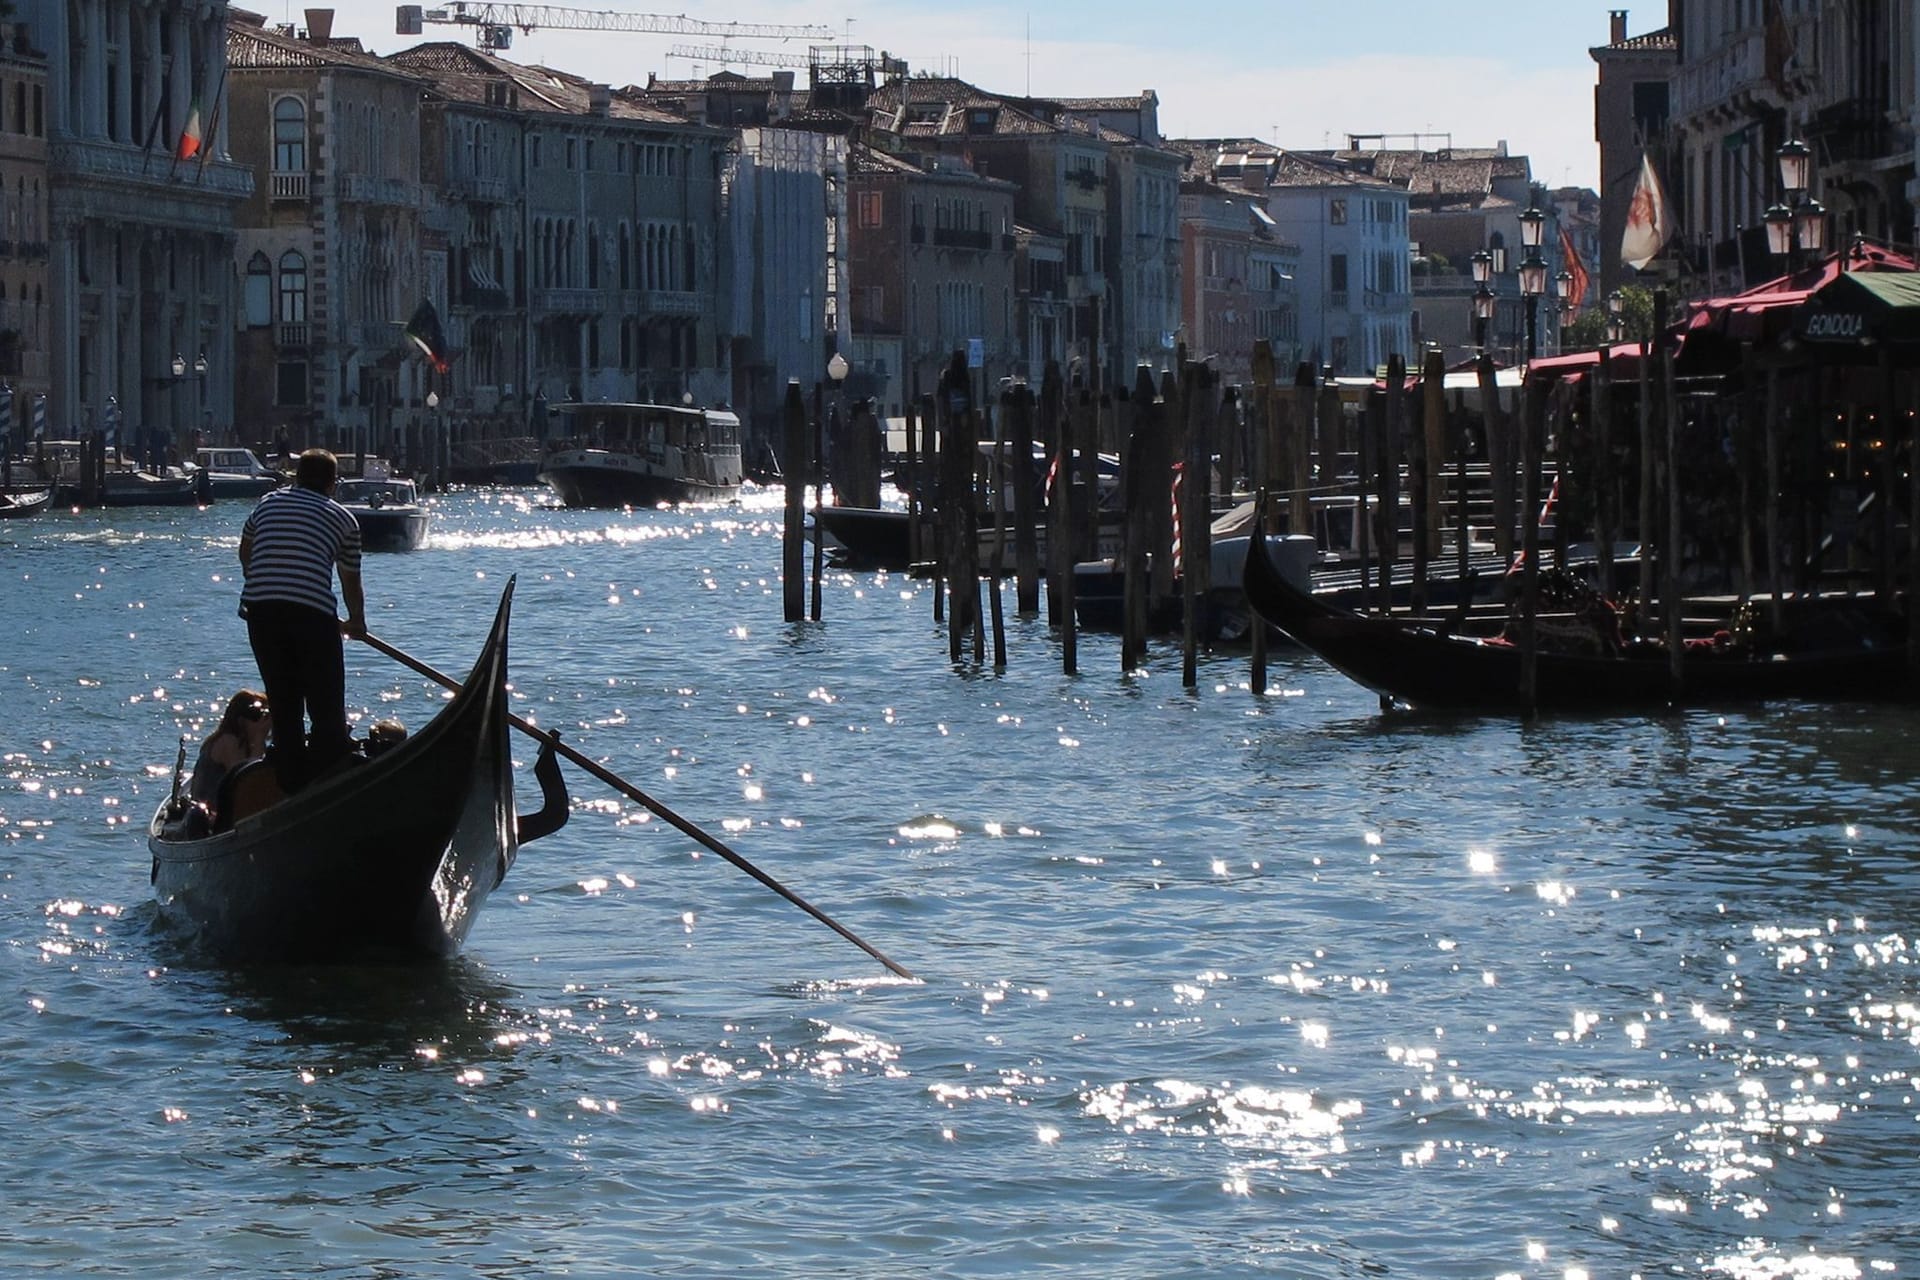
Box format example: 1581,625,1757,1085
176,100,204,161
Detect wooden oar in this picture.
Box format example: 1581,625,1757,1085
360,630,917,980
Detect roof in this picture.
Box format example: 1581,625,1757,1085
1170,139,1401,191
386,42,691,124
228,17,418,79
1593,27,1677,54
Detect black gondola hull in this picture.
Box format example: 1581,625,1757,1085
1243,527,1913,711
149,584,519,961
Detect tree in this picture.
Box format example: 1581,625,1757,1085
1563,284,1659,349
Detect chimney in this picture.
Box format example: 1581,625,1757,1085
305,9,335,45
1609,10,1628,44
588,84,611,117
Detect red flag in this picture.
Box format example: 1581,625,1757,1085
1558,225,1590,313
176,100,204,161
1621,152,1674,271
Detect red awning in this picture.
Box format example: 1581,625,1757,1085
1681,242,1918,345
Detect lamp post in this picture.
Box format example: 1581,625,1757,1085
1469,248,1495,350
1606,288,1626,344
1553,268,1575,354
1765,136,1828,273
426,389,442,490
1516,204,1549,362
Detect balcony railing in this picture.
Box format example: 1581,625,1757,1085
450,174,515,204
49,137,254,198
276,322,309,348
932,227,994,251
270,170,309,201
337,173,420,207
533,287,605,315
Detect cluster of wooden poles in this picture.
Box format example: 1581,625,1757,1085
775,323,1920,702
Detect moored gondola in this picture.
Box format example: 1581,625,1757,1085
148,579,566,961
1242,524,1913,711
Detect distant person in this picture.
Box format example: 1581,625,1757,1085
238,448,366,793
186,689,271,817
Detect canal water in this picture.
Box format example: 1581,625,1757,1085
3,490,1918,1278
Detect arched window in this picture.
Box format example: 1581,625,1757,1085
273,98,307,172
278,250,307,323
245,251,272,326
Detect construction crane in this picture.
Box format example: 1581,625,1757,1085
396,4,833,52
667,43,812,71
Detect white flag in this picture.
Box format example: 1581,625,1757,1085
1621,152,1674,271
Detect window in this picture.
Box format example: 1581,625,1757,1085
273,97,306,172
857,191,883,229
1330,198,1347,225
245,252,271,326
278,251,308,322
1329,252,1348,293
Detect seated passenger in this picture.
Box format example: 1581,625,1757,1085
365,718,409,758
187,690,271,819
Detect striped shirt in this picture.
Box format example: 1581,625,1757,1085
240,485,362,617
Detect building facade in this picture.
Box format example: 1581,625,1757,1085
1178,175,1300,387
0,10,50,445
40,0,250,450
844,141,1018,415
228,12,428,455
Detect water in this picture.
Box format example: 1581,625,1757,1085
4,491,1919,1278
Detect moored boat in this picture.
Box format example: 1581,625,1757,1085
0,487,51,518
148,580,564,961
193,447,287,499
337,475,430,551
537,401,743,507
1242,525,1914,711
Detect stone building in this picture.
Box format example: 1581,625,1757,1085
862,77,1180,392
0,9,49,446
1599,2,1917,299
843,139,1018,414
1589,10,1676,298
227,11,428,455
1179,142,1412,375
387,44,732,424
1177,172,1300,388
38,0,249,448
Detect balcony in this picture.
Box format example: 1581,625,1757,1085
627,290,704,317
932,226,994,251
277,322,309,348
1328,290,1349,310
533,287,605,315
450,174,516,203
270,170,309,201
49,137,254,199
1672,18,1812,124
337,173,421,207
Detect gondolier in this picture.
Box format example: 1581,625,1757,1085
238,448,366,793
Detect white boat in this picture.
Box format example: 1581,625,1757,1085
192,447,286,499
336,474,430,551
537,402,743,508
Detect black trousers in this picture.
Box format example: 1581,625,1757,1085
245,600,348,792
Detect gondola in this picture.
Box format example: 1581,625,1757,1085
1242,525,1914,711
0,488,51,518
148,579,567,961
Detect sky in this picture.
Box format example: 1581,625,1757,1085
266,1,1655,191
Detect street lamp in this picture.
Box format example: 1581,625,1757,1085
1469,249,1494,348
1768,137,1828,270
1516,202,1549,362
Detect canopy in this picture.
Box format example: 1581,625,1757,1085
1681,241,1917,347
1791,270,1920,348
